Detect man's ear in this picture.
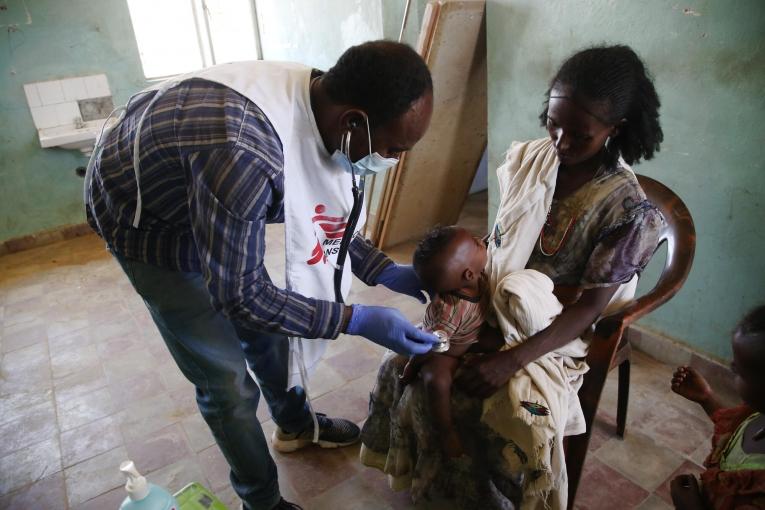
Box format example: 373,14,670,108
462,267,475,283
338,109,366,132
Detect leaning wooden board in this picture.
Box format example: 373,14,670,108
370,0,487,250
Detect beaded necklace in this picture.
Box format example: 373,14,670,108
538,165,605,257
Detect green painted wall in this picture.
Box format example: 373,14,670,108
0,0,148,243
0,0,386,245
486,0,765,361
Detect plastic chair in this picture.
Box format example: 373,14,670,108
565,174,696,508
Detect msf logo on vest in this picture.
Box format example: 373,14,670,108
307,204,347,265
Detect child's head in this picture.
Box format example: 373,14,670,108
539,44,663,169
732,305,765,412
412,226,487,295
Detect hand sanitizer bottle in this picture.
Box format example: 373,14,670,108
119,460,178,510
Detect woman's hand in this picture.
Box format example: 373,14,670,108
670,474,707,509
456,349,524,398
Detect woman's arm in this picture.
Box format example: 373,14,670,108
457,284,618,398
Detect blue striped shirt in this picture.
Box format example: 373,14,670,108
86,79,392,339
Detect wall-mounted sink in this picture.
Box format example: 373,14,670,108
37,118,114,154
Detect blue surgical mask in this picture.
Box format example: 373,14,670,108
331,113,399,177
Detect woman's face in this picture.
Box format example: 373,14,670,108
545,86,617,166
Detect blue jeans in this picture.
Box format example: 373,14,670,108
114,254,312,510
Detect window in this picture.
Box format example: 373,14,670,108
127,0,261,79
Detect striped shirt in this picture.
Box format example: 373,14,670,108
86,79,392,339
422,274,490,346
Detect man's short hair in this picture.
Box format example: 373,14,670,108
323,40,433,127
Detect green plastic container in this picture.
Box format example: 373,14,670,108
173,483,228,510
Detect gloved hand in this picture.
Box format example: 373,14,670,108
346,305,438,355
375,263,428,303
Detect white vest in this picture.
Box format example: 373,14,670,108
87,61,364,390
188,62,364,388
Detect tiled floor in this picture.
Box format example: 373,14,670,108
0,191,720,509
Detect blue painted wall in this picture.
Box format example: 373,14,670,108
486,0,765,361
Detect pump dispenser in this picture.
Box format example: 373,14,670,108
119,460,178,510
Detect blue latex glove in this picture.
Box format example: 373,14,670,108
346,305,438,355
375,263,428,303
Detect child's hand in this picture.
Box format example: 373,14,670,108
399,358,422,385
671,366,712,404
670,474,706,509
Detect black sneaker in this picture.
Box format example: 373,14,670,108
271,498,303,510
271,413,360,453
242,498,303,510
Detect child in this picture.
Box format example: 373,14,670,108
400,225,502,458
670,305,765,510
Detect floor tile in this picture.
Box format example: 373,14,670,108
197,446,232,492
630,399,713,455
574,457,649,510
306,473,394,510
107,371,166,406
1,322,48,353
77,485,126,510
64,445,128,506
119,393,183,441
125,423,192,475
102,347,159,383
594,430,685,492
0,437,62,495
181,414,217,453
635,494,673,510
51,343,101,380
0,470,67,510
146,455,210,494
53,364,108,406
0,399,58,457
57,387,118,432
60,414,124,468
274,445,361,501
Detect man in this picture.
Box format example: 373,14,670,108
85,41,437,510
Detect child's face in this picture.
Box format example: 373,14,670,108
432,229,487,294
732,332,765,412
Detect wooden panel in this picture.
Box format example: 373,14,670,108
376,0,487,250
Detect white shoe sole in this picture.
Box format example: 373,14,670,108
271,430,358,453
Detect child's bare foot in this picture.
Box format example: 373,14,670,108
671,366,712,403
442,429,465,458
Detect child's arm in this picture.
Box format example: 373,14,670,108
400,341,472,385
671,366,724,418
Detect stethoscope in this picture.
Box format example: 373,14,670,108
332,129,365,304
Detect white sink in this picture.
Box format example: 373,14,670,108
38,118,116,154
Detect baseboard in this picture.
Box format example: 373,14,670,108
627,324,740,405
0,223,93,257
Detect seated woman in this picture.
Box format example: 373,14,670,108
360,45,665,510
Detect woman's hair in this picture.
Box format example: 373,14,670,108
539,45,663,168
413,225,458,289
735,305,765,339
323,40,432,127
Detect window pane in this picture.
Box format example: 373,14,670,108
127,0,204,78
204,0,259,64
